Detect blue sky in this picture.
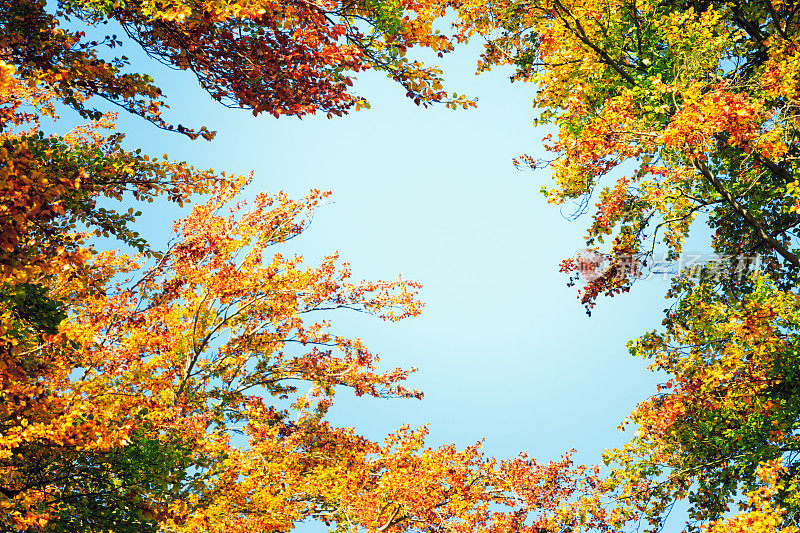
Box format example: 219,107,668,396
58,23,703,529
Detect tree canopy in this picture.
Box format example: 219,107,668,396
6,0,800,531
0,0,600,531
455,0,800,530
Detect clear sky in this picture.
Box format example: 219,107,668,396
57,23,706,530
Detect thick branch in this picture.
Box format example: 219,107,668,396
693,159,800,268
376,505,403,532
750,149,794,184
550,0,638,86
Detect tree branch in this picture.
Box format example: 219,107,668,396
693,158,800,268
550,0,638,86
